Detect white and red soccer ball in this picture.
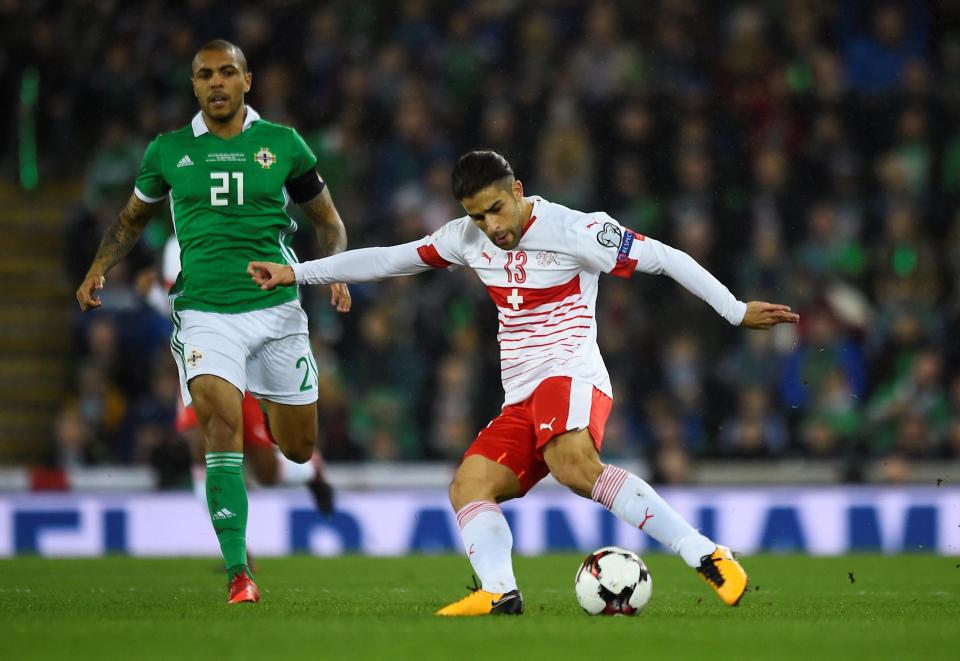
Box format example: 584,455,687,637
575,546,652,615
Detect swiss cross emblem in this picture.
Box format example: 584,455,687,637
537,251,560,267
506,288,524,310
186,349,204,368
255,147,277,169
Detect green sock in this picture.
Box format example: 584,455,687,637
205,452,248,574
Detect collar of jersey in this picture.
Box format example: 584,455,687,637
520,196,541,238
191,106,261,137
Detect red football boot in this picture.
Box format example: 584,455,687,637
227,568,260,604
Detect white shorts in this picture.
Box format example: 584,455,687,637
169,300,319,407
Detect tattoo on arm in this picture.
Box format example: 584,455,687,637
88,194,160,276
300,188,348,258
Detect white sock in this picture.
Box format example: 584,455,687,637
591,464,716,567
276,448,317,486
456,501,518,593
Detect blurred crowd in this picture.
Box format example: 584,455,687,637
7,0,960,483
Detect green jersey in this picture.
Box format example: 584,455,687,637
135,107,317,313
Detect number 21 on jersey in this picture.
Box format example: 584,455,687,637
210,172,244,206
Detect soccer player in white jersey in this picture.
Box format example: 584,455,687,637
249,151,799,615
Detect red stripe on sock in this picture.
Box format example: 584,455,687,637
456,501,502,529
591,465,629,509
458,505,500,529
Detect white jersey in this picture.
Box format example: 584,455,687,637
293,196,747,405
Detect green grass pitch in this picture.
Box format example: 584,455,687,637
1,554,957,660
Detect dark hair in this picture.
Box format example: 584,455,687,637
451,150,514,200
194,39,248,72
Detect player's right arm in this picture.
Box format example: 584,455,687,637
250,241,434,290
250,218,467,290
75,193,162,311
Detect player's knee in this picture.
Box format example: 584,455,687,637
449,474,495,511
549,454,602,496
280,439,313,464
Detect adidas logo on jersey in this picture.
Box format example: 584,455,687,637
177,154,194,168
212,508,236,520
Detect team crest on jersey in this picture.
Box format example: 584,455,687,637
186,348,203,368
596,222,622,248
255,147,277,169
537,250,560,267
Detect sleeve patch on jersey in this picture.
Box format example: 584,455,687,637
417,243,452,269
596,222,622,248
617,230,635,262
611,229,643,278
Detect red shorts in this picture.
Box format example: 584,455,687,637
175,391,275,449
464,376,613,496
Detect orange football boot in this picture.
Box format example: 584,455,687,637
696,545,748,606
436,579,523,616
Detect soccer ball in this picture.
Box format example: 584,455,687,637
574,546,652,615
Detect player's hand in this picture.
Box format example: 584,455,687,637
330,282,351,313
248,261,295,290
741,301,800,330
76,273,105,311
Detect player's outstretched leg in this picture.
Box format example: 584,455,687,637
591,464,746,605
436,456,523,616
545,430,747,606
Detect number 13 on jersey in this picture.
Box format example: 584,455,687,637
210,172,244,206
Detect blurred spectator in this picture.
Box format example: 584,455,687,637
58,362,127,465
870,206,940,304
718,387,789,457
781,305,867,411
796,201,867,282
54,408,101,469
866,348,949,456
841,2,928,96
532,95,595,209
569,2,643,106
799,369,862,457
717,330,785,392
651,445,694,485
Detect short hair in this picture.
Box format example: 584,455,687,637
194,39,248,72
451,150,514,200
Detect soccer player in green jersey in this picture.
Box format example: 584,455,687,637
76,40,350,604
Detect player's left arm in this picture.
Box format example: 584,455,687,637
578,215,798,329
291,172,352,313
632,238,798,329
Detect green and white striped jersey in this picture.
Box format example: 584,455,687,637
135,107,316,313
